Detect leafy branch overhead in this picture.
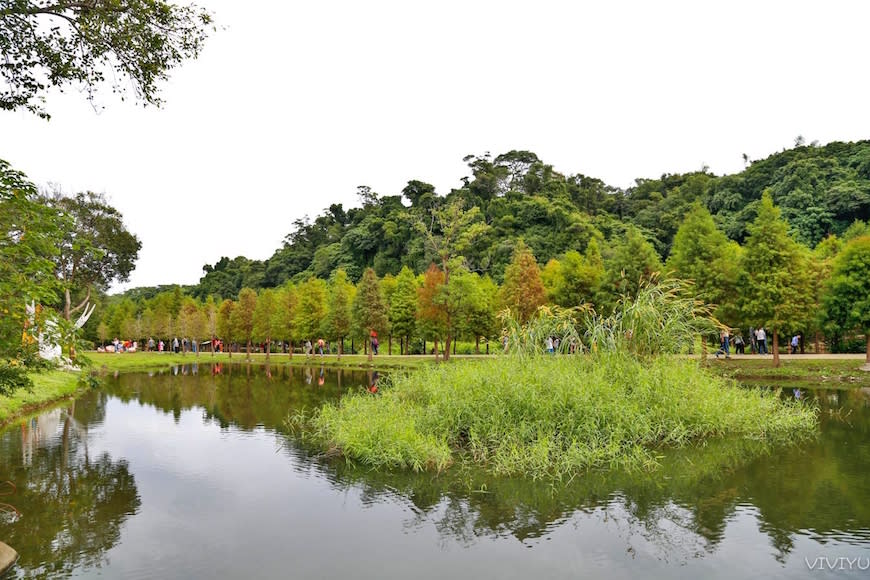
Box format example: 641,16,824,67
0,0,214,118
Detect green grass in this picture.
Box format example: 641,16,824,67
707,358,870,386
296,354,818,478
0,370,82,425
87,351,440,371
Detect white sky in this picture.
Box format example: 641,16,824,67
2,0,869,292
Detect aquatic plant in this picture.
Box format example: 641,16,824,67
298,355,817,478
502,277,715,358
292,279,814,478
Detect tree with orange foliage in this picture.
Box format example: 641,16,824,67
416,264,447,359
500,241,546,323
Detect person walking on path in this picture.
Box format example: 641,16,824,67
715,329,731,359
317,338,325,357
791,333,800,355
756,327,767,355
734,334,745,354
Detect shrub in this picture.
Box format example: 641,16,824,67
0,359,33,396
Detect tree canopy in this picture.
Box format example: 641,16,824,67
0,0,213,118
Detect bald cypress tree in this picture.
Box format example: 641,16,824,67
232,288,257,360
500,241,546,324
739,192,813,367
325,269,354,358
252,288,277,361
352,268,387,362
390,267,419,355
823,236,870,363
667,203,741,324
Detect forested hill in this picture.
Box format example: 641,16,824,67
189,140,870,299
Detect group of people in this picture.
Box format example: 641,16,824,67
715,327,802,358
98,338,137,353
138,336,218,353
301,331,379,357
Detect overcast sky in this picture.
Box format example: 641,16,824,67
2,0,869,292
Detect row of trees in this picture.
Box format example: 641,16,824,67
93,192,870,366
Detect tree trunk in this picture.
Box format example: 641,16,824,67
486,339,489,355
289,340,293,359
814,332,821,354
367,338,373,362
246,339,251,361
475,336,480,355
389,335,392,356
265,336,270,361
772,330,780,368
339,337,343,359
434,338,439,361
443,335,451,361
453,338,456,356
423,339,426,355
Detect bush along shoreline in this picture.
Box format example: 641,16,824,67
291,282,819,479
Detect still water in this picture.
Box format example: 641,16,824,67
0,364,869,579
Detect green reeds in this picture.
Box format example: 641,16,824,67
502,277,716,358
294,279,815,479
298,354,817,478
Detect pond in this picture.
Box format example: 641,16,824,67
0,364,869,579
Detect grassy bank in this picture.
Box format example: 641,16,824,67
87,351,439,372
0,371,82,425
708,357,870,386
297,354,818,478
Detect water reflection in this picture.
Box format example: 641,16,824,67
291,384,870,563
0,368,867,578
102,364,372,430
0,397,140,579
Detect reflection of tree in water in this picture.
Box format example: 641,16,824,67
285,390,870,565
749,387,870,562
0,401,140,579
282,435,772,561
102,364,370,432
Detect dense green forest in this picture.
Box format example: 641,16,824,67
189,140,870,296
4,140,870,366
80,140,870,358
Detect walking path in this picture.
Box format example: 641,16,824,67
710,353,866,360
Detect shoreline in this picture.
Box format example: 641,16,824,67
0,353,867,430
0,371,83,428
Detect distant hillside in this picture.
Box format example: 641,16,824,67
181,141,870,300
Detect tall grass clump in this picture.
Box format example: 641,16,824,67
585,277,715,357
297,278,817,478
303,356,815,478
